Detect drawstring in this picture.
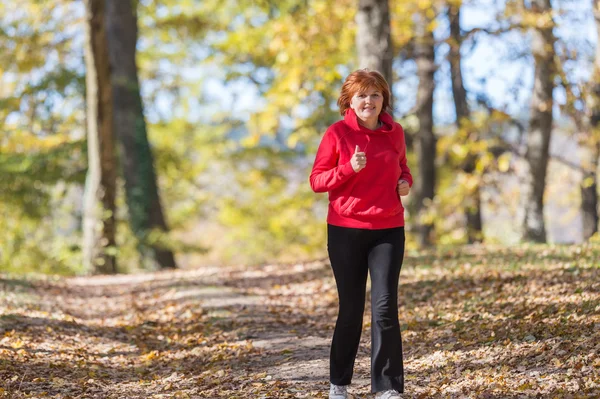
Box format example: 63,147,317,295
364,135,371,155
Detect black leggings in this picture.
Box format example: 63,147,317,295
327,224,405,393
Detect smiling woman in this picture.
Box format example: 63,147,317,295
309,69,412,399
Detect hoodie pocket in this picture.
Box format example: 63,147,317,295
341,183,403,219
330,194,356,216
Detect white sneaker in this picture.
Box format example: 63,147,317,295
329,383,353,399
375,390,402,399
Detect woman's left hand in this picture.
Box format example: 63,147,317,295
397,179,410,197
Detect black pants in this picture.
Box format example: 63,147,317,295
327,224,405,393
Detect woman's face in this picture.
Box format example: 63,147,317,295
350,86,383,126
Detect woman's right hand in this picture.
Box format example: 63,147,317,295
351,145,367,173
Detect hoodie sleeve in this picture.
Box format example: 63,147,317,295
309,129,355,193
398,125,413,187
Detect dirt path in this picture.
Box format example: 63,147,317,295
1,244,599,398
0,261,358,398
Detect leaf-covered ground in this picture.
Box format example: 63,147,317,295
1,244,599,398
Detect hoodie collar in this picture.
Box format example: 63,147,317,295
344,108,394,133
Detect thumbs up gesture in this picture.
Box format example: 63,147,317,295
351,145,367,173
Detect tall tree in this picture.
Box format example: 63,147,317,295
105,0,177,269
356,0,393,103
522,0,556,242
414,9,437,247
447,2,483,243
82,0,118,274
580,0,600,240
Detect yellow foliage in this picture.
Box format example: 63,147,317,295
582,176,595,188
498,153,512,173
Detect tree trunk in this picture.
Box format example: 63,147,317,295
581,0,600,240
105,0,177,269
414,11,436,247
581,145,599,239
448,3,483,243
522,0,555,243
356,0,393,106
82,0,117,274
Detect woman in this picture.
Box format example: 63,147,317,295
309,69,412,399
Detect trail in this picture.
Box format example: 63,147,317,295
1,244,599,398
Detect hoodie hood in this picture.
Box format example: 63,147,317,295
344,108,394,134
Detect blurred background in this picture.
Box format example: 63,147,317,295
1,0,598,275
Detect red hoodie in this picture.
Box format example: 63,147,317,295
309,108,413,229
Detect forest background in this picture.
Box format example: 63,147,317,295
1,0,599,275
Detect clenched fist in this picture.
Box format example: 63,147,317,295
397,179,410,196
351,145,366,173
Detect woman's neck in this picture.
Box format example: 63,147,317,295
358,118,380,130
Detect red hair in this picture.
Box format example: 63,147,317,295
337,69,392,116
